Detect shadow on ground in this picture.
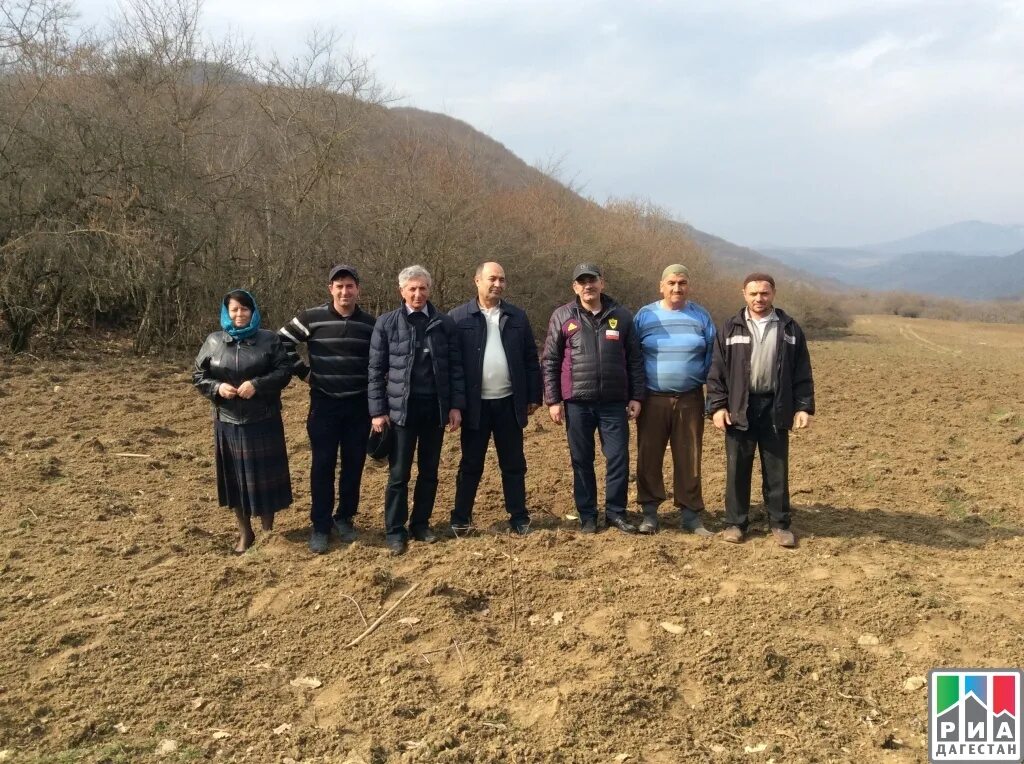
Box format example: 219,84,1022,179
796,503,1023,549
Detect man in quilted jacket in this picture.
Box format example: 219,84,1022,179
541,263,645,535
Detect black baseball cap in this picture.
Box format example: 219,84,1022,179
328,264,360,284
572,263,602,281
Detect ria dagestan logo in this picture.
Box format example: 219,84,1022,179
929,669,1022,762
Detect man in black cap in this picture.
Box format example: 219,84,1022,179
279,264,377,554
542,263,645,534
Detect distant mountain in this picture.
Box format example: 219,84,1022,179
678,225,832,288
764,221,1024,300
864,220,1024,257
869,249,1024,299
766,247,1024,300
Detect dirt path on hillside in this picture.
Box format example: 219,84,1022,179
1,315,1023,763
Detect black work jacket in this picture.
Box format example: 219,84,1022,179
705,307,815,431
192,329,292,424
448,299,542,429
367,302,466,426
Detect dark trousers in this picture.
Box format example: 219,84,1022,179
564,401,629,521
724,393,790,530
452,396,527,526
635,388,705,510
385,398,444,541
307,394,369,533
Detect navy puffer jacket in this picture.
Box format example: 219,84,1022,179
368,302,466,426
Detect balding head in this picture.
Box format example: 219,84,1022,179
475,261,506,308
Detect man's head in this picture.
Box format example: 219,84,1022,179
328,264,360,315
399,264,432,310
571,263,604,305
475,261,506,306
742,272,776,318
659,264,690,309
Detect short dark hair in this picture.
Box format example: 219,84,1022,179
223,289,255,310
742,272,776,289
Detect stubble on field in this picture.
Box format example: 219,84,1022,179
1,315,1023,763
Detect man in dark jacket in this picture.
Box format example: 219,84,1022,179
279,264,376,554
706,273,815,548
368,265,466,556
448,262,542,536
542,263,645,534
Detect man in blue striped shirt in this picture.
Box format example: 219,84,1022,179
633,264,716,535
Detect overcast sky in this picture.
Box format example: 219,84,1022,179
76,0,1024,247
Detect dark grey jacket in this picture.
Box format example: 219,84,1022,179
367,302,466,426
192,329,292,424
449,299,542,429
706,307,815,431
541,294,645,405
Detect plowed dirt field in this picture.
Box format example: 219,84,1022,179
2,314,1023,763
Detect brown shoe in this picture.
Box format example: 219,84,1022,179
721,526,744,544
772,528,797,548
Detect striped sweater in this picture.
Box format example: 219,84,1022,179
278,303,376,399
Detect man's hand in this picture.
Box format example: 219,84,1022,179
793,411,813,429
527,403,539,416
447,409,462,432
712,409,732,431
548,403,564,425
371,415,390,433
218,383,238,399
236,381,257,400
626,400,642,421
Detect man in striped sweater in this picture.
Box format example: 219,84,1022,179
279,265,377,554
633,264,716,536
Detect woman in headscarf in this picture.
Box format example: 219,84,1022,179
193,289,293,552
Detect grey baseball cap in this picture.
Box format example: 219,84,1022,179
572,263,602,280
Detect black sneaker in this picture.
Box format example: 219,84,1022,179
510,519,532,537
386,537,407,556
333,518,358,543
410,526,438,544
579,517,598,535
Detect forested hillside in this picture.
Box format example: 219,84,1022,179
0,0,848,353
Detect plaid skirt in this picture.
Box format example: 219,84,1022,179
214,416,293,516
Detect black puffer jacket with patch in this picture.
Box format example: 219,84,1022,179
541,294,645,405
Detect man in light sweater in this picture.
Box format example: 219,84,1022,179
706,273,815,548
634,264,716,535
448,262,543,535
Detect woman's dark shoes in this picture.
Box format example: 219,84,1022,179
234,531,256,554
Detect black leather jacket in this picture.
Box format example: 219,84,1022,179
192,329,292,424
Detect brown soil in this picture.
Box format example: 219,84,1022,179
1,315,1023,763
